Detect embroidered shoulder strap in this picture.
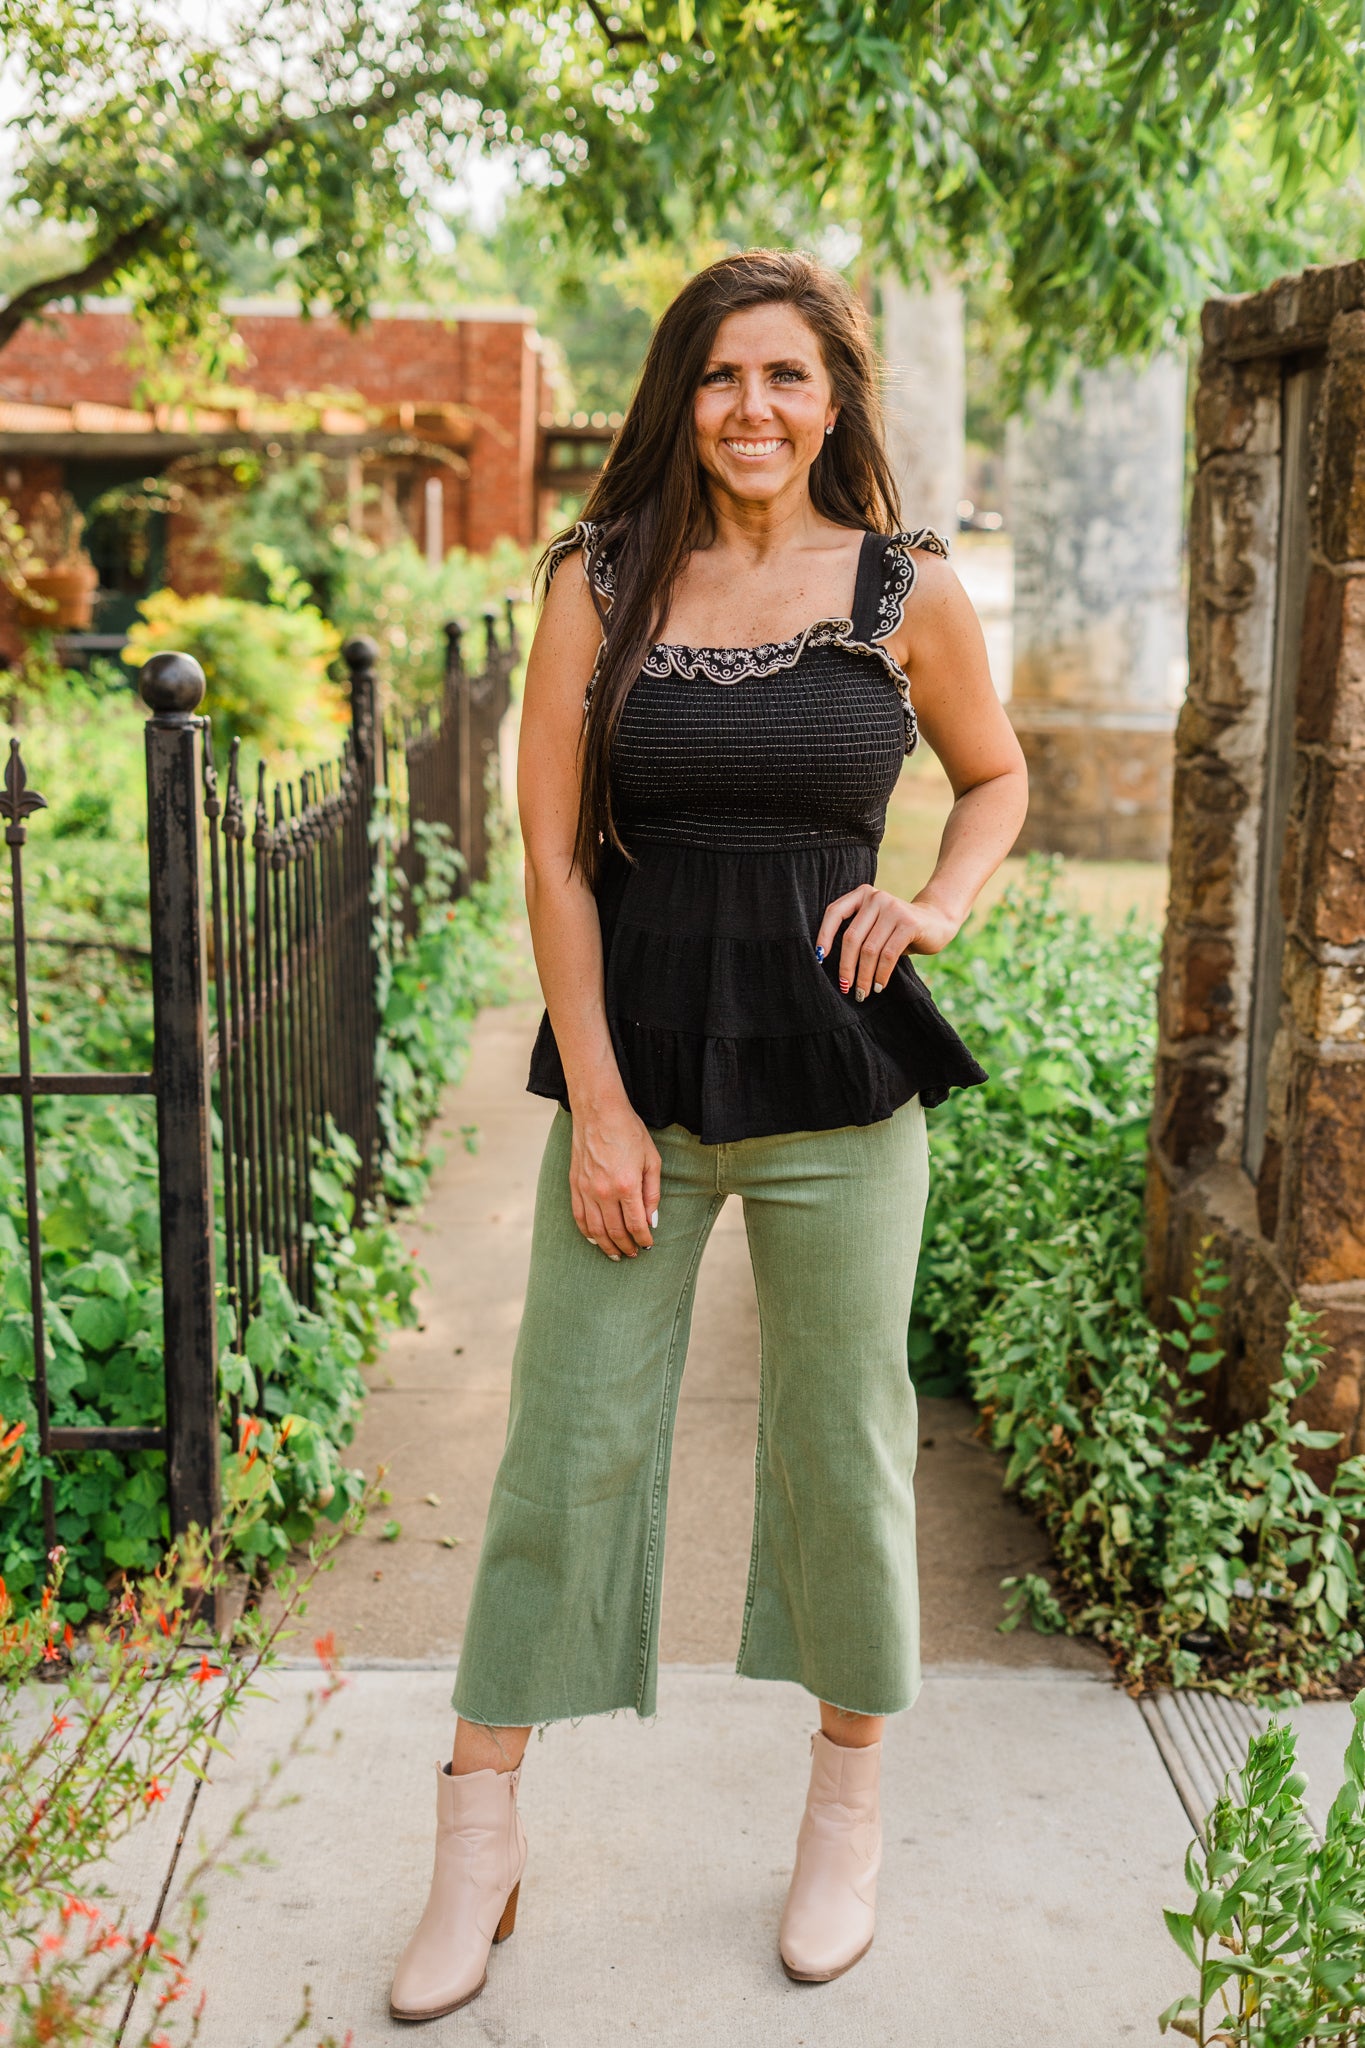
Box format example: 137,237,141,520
543,518,617,611
870,527,950,642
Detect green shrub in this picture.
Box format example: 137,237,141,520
916,866,1365,1698
121,555,345,762
1160,1696,1365,2043
329,534,535,713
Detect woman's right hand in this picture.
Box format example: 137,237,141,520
568,1098,661,1259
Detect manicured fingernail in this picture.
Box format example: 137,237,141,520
873,980,885,995
815,945,825,962
839,978,851,993
650,1209,659,1228
854,986,866,1003
609,1253,621,1262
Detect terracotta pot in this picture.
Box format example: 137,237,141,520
14,561,99,632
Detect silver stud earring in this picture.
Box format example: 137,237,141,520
825,423,834,436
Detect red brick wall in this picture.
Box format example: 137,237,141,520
0,303,545,549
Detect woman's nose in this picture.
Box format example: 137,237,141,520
733,372,772,422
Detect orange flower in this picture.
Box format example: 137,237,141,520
50,1712,70,1735
191,1654,221,1686
278,1417,293,1443
313,1630,337,1669
144,1779,168,1806
41,1637,59,1663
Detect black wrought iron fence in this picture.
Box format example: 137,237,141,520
0,612,516,1561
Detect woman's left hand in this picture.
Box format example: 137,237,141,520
815,886,960,1000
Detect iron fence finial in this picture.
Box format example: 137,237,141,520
2,737,47,841
139,651,207,717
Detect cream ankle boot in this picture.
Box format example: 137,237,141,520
778,1731,882,1982
389,1761,527,2021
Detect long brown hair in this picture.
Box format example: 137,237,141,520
544,248,902,886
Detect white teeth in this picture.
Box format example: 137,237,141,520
724,438,784,455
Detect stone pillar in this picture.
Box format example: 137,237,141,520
880,272,965,539
1007,355,1186,860
1146,261,1365,1467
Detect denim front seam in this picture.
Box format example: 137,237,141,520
634,1191,723,1710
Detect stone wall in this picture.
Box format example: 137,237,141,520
1146,261,1365,1464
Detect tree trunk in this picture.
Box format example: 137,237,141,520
1006,353,1186,861
879,272,965,540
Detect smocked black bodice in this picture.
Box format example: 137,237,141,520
527,523,987,1143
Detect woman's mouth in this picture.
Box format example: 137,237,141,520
721,437,787,459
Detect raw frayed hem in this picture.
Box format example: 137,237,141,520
733,1658,924,1722
451,1689,662,1737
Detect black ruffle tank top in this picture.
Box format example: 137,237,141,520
527,520,988,1144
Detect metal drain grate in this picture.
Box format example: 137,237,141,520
1138,1689,1267,1839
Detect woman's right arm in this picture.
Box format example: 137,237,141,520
517,552,661,1261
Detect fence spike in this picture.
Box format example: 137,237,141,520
2,736,48,834
225,739,245,837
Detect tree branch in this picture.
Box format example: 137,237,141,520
0,218,167,356
581,0,649,49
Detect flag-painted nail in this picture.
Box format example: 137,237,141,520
839,978,851,993
815,945,825,962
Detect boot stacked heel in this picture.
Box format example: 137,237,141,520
389,1762,528,2022
779,1731,882,1983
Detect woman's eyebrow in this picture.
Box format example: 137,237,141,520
702,357,814,373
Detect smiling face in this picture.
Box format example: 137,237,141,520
693,302,837,509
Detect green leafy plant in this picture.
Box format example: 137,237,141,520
374,817,520,1205
329,534,534,714
0,695,519,1614
1159,1695,1365,2044
914,868,1365,1698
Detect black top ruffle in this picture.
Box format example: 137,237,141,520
527,524,988,1144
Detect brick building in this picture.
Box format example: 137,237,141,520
0,299,558,655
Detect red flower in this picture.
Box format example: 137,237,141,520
41,1637,59,1663
313,1630,337,1670
191,1654,221,1686
63,1621,73,1648
50,1712,70,1735
144,1778,168,1806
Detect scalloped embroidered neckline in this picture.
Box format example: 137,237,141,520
649,613,856,659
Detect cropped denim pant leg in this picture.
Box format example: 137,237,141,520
451,1094,930,1728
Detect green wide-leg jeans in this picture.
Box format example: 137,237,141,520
451,1096,930,1727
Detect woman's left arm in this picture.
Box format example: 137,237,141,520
816,550,1028,999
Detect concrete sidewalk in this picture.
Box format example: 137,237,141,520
122,1663,1200,2047
96,988,1360,2043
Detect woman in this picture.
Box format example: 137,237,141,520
389,249,1027,2020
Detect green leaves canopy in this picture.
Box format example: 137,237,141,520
1,0,1363,383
